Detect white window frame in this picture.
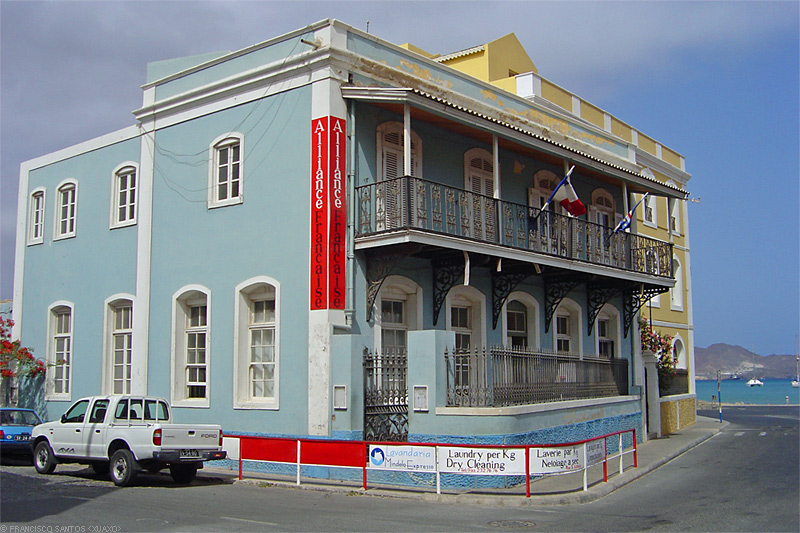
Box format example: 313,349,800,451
553,298,582,356
594,306,621,359
445,285,486,352
669,198,682,236
234,277,280,410
502,291,539,350
642,193,658,229
672,335,687,370
671,257,684,311
110,162,138,228
54,179,78,240
374,276,422,354
28,188,46,245
208,133,244,208
46,301,74,401
171,286,211,408
103,296,135,395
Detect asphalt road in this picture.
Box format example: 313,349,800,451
1,405,797,532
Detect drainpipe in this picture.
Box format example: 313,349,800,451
345,99,356,327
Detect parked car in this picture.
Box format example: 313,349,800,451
31,395,226,486
1,407,43,461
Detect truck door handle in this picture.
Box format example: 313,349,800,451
75,429,81,433
95,430,101,434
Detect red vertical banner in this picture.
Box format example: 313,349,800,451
310,117,329,310
310,116,346,310
328,117,346,310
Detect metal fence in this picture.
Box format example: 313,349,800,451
445,346,629,407
356,176,672,278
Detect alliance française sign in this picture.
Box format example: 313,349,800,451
310,116,346,310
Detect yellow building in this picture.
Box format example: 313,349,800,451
406,33,696,434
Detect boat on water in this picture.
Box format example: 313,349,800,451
792,356,799,388
748,351,763,387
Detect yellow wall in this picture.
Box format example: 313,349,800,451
661,398,697,435
580,101,605,130
541,79,572,111
484,33,537,81
611,117,633,142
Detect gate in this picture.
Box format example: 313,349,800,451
363,350,408,442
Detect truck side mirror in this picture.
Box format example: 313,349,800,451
61,414,67,423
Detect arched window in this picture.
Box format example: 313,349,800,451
503,291,539,349
376,276,422,355
590,188,616,229
47,302,74,399
671,258,684,310
110,163,138,228
528,169,560,213
446,286,486,352
172,286,210,407
208,133,244,208
464,148,497,241
28,188,46,245
234,277,280,409
673,337,687,370
54,179,78,240
595,306,620,359
104,296,134,395
376,121,421,180
464,148,494,197
554,298,582,355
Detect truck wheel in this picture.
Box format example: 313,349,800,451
169,464,198,484
33,440,57,475
109,449,138,487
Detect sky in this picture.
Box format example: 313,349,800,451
1,1,798,356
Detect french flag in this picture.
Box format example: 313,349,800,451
548,166,586,217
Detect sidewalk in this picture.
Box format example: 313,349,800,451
202,415,728,506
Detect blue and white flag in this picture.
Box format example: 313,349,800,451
612,193,649,235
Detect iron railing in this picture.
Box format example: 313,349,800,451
444,346,629,407
356,176,673,278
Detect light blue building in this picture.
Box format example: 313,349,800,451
13,20,691,471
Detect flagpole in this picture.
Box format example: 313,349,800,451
530,165,575,223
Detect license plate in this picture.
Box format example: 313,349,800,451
179,449,199,458
14,435,30,442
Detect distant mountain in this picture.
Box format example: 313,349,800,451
695,343,800,380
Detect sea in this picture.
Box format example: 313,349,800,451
695,378,800,405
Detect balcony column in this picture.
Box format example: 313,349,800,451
493,134,502,245
404,103,411,175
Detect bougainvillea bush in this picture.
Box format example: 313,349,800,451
0,317,47,379
639,317,677,390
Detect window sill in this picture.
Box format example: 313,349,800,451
27,239,44,246
53,233,76,242
172,399,210,409
234,400,279,410
110,220,137,230
208,197,243,210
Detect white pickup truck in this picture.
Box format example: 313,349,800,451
31,395,226,486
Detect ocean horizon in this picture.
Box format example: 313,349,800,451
695,378,800,405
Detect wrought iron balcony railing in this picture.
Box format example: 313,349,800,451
356,177,673,278
444,347,629,407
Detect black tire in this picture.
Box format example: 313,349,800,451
90,461,109,476
109,449,138,487
169,464,198,484
33,440,56,475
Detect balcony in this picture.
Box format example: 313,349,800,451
356,177,673,279
444,347,630,408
